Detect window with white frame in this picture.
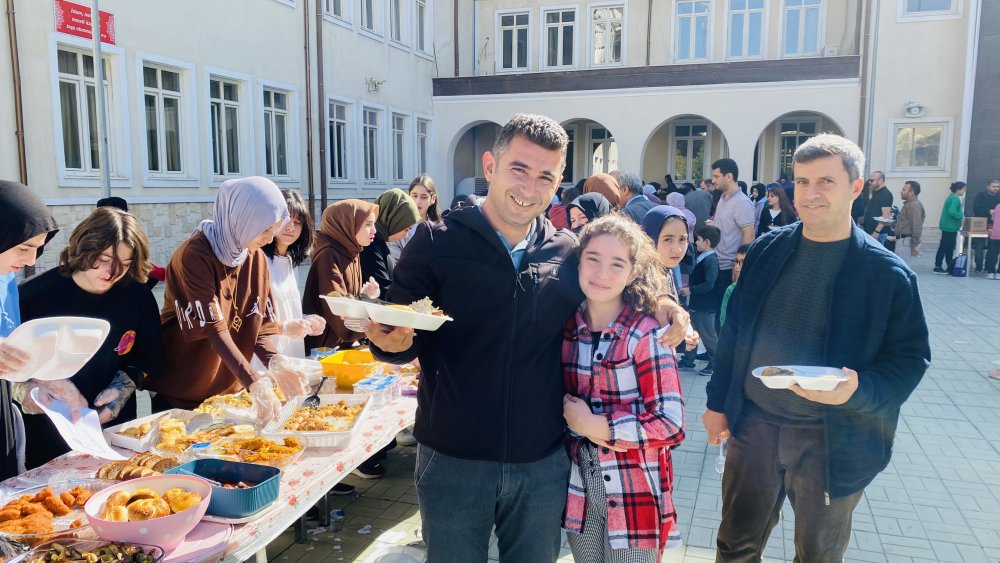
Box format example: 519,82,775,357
391,113,407,182
783,0,821,56
142,64,184,174
900,0,960,20
361,0,381,34
390,0,405,43
416,118,430,174
326,0,346,19
209,78,242,176
57,48,112,174
328,101,350,181
729,0,764,59
672,122,708,182
498,12,529,71
777,120,817,179
676,1,711,61
415,0,430,53
591,5,623,66
892,122,946,170
589,127,617,175
543,9,575,68
363,107,381,181
263,88,289,178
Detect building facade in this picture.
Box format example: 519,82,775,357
434,0,983,234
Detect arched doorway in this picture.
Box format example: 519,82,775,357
642,115,730,187
450,121,502,196
753,112,845,183
561,118,617,186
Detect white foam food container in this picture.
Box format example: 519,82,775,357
103,408,196,452
363,302,452,331
320,294,371,319
4,316,110,383
751,365,848,392
263,394,372,449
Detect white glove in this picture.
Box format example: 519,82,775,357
268,354,310,398
13,379,89,421
303,315,326,336
361,277,380,299
94,370,138,424
0,339,29,379
282,319,312,340
249,377,281,425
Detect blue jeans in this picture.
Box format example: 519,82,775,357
415,443,569,563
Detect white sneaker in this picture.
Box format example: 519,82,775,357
988,273,997,280
396,427,417,446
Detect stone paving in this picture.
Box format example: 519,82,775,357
232,251,1000,563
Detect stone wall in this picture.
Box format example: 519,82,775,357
33,202,215,275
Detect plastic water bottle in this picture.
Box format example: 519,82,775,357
329,509,345,532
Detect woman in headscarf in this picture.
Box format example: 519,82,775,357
15,207,162,468
567,192,612,233
390,176,441,260
665,192,697,241
148,177,303,423
0,181,59,478
582,173,624,209
303,199,380,352
361,189,420,295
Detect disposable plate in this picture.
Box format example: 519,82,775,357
3,317,110,383
751,365,847,391
363,302,452,331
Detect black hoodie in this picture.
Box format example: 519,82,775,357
372,199,584,463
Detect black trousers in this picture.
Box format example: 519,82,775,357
935,231,958,270
716,409,863,563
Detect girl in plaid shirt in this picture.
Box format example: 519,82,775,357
562,214,686,561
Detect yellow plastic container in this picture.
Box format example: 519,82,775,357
320,349,380,386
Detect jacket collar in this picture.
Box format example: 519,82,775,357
446,195,557,261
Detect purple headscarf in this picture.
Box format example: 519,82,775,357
665,193,697,239
195,176,289,267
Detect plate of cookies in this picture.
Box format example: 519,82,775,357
0,479,116,547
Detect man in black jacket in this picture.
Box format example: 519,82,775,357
703,134,930,563
365,114,694,563
971,179,1000,272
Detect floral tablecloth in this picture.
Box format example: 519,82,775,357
0,396,417,563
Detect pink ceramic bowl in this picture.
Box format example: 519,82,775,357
83,474,212,551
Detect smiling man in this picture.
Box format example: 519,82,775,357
702,134,930,563
364,114,694,563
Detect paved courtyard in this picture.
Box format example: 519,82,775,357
240,250,1000,563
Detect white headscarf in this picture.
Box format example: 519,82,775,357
195,176,289,267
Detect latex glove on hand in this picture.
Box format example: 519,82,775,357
302,315,326,336
94,370,138,424
282,319,312,340
13,379,89,422
0,339,30,379
361,277,380,299
268,354,309,398
249,377,282,425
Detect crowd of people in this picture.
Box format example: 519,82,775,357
0,111,942,563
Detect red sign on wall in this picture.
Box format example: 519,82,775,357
53,0,116,45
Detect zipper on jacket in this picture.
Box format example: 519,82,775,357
501,272,520,462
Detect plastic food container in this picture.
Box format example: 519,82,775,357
353,375,400,408
9,538,165,563
194,433,305,469
164,459,280,519
0,479,116,547
320,349,382,386
751,365,848,391
83,475,212,551
104,409,194,453
263,395,371,449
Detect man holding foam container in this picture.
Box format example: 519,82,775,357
702,134,930,563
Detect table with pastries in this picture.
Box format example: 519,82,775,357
0,392,417,563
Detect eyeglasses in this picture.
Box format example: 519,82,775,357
733,259,744,266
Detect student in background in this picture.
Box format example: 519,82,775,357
681,225,722,376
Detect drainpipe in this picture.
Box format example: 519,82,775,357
860,0,881,172
6,0,27,184
91,0,111,198
472,0,478,75
453,0,459,76
303,0,315,218
956,0,982,182
645,0,652,66
315,0,328,210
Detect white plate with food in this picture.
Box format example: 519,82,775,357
319,294,371,320
3,317,110,383
751,365,847,391
364,298,452,331
263,394,371,449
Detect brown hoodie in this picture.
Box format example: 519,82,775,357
303,199,379,350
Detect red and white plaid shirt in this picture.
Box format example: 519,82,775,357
561,305,686,550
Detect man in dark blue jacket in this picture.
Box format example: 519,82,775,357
364,114,695,563
703,134,930,563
